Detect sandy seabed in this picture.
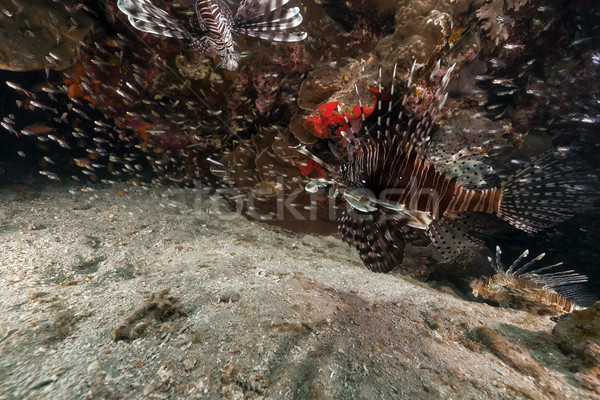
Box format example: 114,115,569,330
0,183,596,399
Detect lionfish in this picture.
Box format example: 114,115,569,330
470,246,590,316
301,62,599,272
117,0,307,70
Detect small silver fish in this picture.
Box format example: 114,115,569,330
39,170,61,181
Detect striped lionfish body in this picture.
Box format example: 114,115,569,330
303,62,599,273
470,246,589,316
117,0,307,70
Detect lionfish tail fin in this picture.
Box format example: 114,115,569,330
234,0,307,42
117,0,192,40
498,150,599,233
553,284,598,307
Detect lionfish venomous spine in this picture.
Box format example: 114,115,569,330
117,0,307,70
470,246,590,316
303,62,599,273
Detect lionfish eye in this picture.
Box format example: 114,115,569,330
340,164,349,177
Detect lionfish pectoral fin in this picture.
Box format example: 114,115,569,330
233,0,307,42
345,191,378,212
403,209,432,230
499,149,599,233
391,222,430,248
338,211,406,273
426,214,485,262
376,204,431,229
117,0,192,40
502,288,571,316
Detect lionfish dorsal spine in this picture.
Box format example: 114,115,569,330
354,84,366,122
505,249,530,275
495,246,503,273
336,104,359,144
512,252,544,276
527,261,564,275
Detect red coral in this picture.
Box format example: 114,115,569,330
303,91,377,139
291,157,327,179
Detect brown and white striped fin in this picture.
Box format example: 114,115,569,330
499,150,599,233
503,289,580,316
525,269,588,288
235,0,293,20
234,0,307,42
117,0,199,40
338,210,432,273
355,62,457,164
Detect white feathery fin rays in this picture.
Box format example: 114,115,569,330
235,0,307,42
499,246,590,296
117,0,307,70
117,0,196,40
498,150,599,233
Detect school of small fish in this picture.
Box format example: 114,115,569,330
0,0,598,316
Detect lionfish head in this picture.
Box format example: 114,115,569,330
300,146,385,214
220,50,240,70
